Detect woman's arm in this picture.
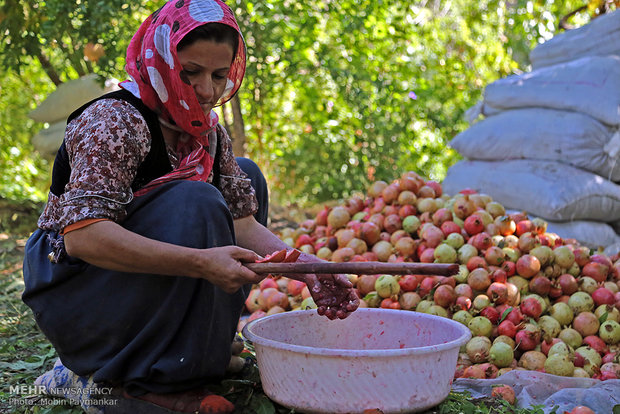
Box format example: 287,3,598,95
64,220,261,294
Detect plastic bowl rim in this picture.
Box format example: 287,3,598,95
242,308,472,358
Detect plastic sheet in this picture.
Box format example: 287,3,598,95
452,370,620,413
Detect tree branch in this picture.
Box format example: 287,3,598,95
36,51,62,86
559,5,588,30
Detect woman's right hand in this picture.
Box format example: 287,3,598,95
196,246,261,294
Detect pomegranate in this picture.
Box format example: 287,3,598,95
462,365,486,379
327,206,351,229
397,275,418,292
473,294,491,310
591,287,615,307
518,350,546,370
559,328,583,350
434,284,457,307
445,233,465,250
480,306,501,324
360,222,381,246
452,197,476,219
488,342,514,368
599,320,620,344
468,316,493,337
458,244,478,265
425,180,443,197
528,275,551,296
520,297,543,320
455,296,472,311
544,353,574,376
553,245,575,269
516,254,541,279
558,274,579,295
582,261,609,283
573,312,600,337
375,275,400,298
550,302,574,326
432,208,452,226
485,201,506,218
434,244,457,263
402,215,421,234
491,385,516,405
583,335,608,355
468,268,492,291
538,315,561,341
368,180,388,197
565,407,595,414
331,247,356,262
371,241,393,262
498,320,517,338
486,282,508,305
464,215,485,236
470,232,493,251
515,329,539,351
466,336,492,363
568,292,595,314
421,224,444,248
398,204,416,218
541,338,562,356
399,291,421,310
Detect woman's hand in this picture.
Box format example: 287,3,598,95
197,246,261,294
304,272,360,320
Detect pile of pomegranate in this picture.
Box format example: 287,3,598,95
242,171,620,381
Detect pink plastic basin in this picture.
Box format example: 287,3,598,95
242,308,471,413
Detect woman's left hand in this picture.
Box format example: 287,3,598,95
304,272,360,320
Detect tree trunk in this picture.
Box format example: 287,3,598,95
36,51,62,86
221,102,233,135
230,94,246,156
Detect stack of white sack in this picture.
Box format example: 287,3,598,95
29,74,118,158
442,12,620,252
529,9,620,70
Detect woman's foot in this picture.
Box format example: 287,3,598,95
123,388,234,413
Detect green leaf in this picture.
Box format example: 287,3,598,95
599,311,609,324
499,307,513,323
248,394,276,414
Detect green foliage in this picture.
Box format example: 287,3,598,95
0,0,604,206
0,63,52,202
231,0,589,204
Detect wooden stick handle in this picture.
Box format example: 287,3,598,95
244,262,459,276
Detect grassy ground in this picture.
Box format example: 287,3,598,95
0,205,549,414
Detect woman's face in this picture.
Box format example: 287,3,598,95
177,39,234,115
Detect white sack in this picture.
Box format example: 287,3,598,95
545,219,619,249
453,370,620,414
483,55,620,126
441,159,620,222
31,120,66,158
530,9,620,69
450,108,620,181
29,74,118,124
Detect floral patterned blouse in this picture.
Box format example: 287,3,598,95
37,98,258,232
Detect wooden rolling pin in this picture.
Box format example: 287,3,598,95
245,262,459,276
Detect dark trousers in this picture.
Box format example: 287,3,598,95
22,158,268,395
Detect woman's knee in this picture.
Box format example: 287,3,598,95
126,181,234,246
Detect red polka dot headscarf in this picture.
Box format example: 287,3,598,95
121,0,245,134
119,0,246,194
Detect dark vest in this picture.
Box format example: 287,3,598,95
49,89,220,197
